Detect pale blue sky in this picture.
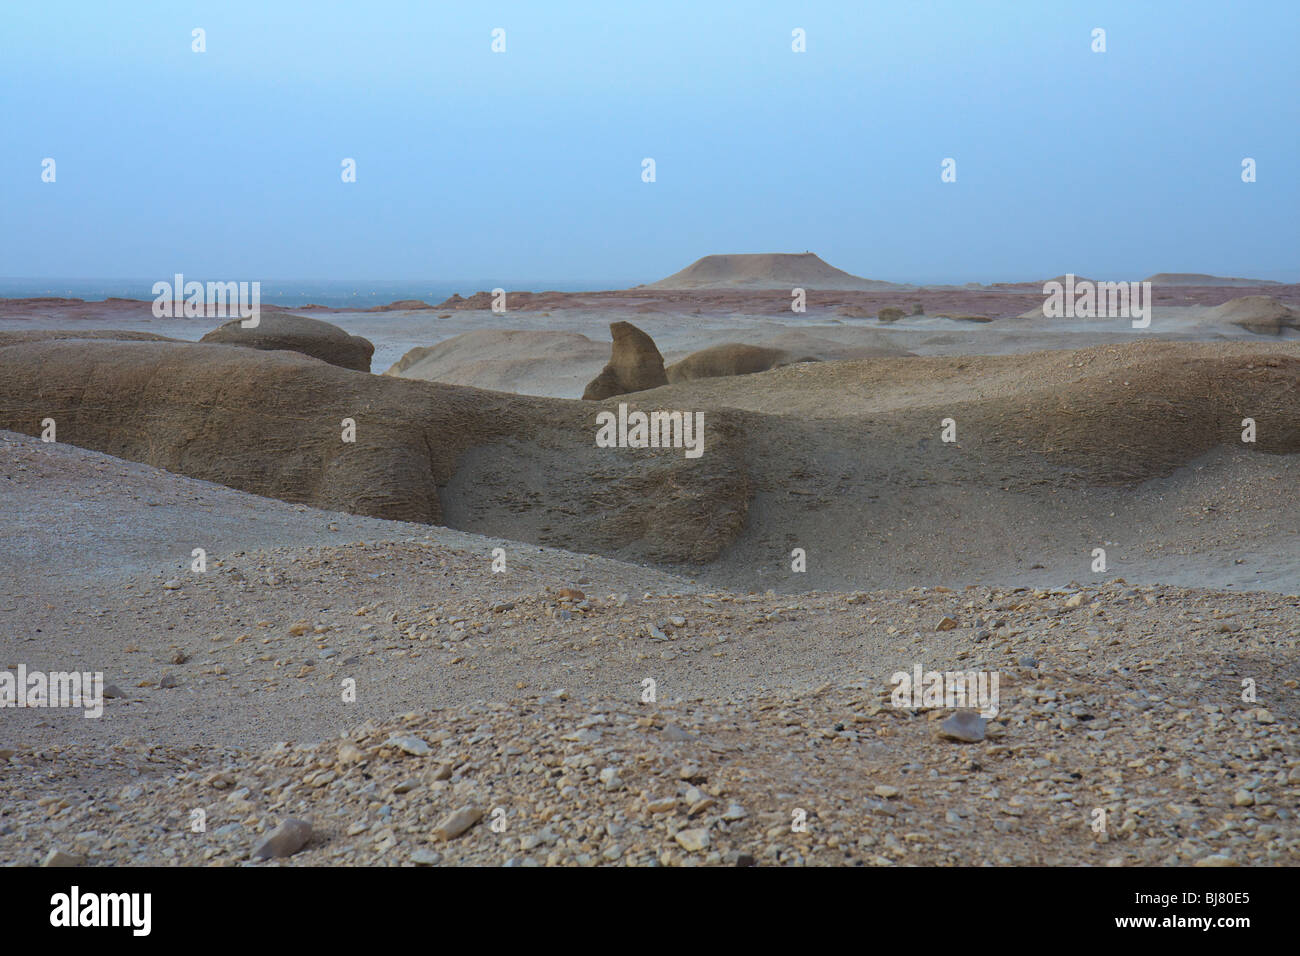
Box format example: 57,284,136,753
2,0,1296,284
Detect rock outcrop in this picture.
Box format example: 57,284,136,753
200,311,375,372
666,344,817,383
582,322,669,400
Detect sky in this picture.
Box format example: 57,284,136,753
1,0,1297,285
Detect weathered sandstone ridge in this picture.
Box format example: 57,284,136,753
1205,296,1300,336
1,335,1298,580
0,338,750,564
582,322,669,400
387,329,607,396
666,343,818,383
200,311,375,372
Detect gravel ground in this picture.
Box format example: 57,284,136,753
1,432,1297,867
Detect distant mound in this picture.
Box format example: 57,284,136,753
582,322,669,400
666,344,817,384
200,311,374,372
646,253,897,291
1039,275,1102,287
386,330,608,397
1146,273,1280,287
1204,296,1300,335
367,299,434,311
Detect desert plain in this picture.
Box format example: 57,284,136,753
1,254,1297,867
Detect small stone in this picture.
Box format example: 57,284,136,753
392,779,419,794
492,602,516,613
159,674,180,689
674,828,710,853
598,767,623,791
662,724,694,742
169,650,187,665
1252,708,1276,725
42,849,84,867
1233,789,1255,807
1194,854,1237,867
103,684,125,699
252,818,312,860
936,617,959,632
1064,593,1087,608
556,588,585,602
939,710,987,743
385,734,432,756
411,848,443,866
336,743,366,765
162,580,181,590
688,797,716,816
874,785,900,799
721,802,747,821
433,806,483,841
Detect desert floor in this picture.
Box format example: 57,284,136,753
1,288,1297,866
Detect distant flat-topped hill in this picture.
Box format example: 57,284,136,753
1144,273,1280,286
644,253,900,291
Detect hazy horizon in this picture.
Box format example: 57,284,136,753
3,0,1297,285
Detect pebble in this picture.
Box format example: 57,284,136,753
939,710,987,743
385,734,432,756
41,849,85,867
252,818,312,860
433,806,483,840
674,828,710,853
